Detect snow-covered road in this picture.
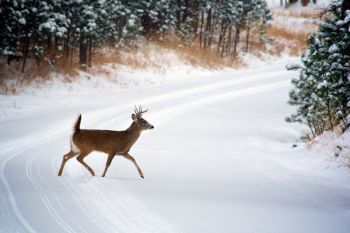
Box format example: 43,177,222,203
1,60,350,233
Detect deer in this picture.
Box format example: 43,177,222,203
57,106,154,178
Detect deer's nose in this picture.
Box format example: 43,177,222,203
150,125,154,129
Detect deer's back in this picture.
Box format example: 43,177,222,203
73,129,135,154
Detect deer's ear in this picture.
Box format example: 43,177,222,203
132,114,137,121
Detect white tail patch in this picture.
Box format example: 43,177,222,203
70,135,81,153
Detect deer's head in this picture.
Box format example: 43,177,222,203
132,106,154,130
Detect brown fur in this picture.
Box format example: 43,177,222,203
57,108,154,178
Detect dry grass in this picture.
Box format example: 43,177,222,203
263,7,322,56
93,47,164,70
91,39,243,71
0,54,81,94
0,59,49,94
265,25,309,56
155,40,243,69
273,8,321,19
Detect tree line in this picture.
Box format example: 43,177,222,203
0,0,271,72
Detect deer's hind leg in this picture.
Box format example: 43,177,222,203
76,151,95,176
58,150,79,176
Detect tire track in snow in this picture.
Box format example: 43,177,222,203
0,65,292,232
49,157,114,233
26,158,78,233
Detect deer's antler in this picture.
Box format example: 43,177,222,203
134,105,148,118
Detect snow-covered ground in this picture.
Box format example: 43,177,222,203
267,0,331,8
1,58,350,233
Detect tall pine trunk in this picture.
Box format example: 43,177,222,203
204,7,212,49
326,98,334,131
88,38,92,67
21,37,29,73
79,37,88,70
217,22,224,54
199,10,204,48
208,8,215,49
227,27,232,56
245,13,251,53
233,26,240,56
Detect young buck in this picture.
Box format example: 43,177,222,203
57,106,154,178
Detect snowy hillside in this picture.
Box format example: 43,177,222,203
1,58,350,233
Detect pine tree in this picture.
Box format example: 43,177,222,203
287,0,350,136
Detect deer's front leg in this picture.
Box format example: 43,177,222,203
123,153,144,179
102,153,115,177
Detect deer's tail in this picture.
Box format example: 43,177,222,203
73,114,82,134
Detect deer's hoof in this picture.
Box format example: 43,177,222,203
141,175,144,179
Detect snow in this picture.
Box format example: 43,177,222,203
266,0,331,8
1,58,350,233
270,14,319,33
306,127,350,170
41,20,56,32
18,18,26,25
128,18,136,27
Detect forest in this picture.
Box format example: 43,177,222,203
0,0,271,72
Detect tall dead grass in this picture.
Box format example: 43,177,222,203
273,8,321,19
264,8,322,56
265,26,309,55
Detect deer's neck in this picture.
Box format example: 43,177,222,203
126,122,141,143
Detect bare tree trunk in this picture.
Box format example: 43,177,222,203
217,22,224,54
64,31,71,58
21,37,29,73
307,121,316,138
70,47,74,66
245,13,251,53
88,37,92,67
176,0,181,30
220,25,227,57
227,27,232,55
208,8,215,50
204,7,212,49
233,26,240,56
220,26,227,57
79,37,88,70
301,0,309,7
199,10,204,48
192,7,199,41
326,99,334,131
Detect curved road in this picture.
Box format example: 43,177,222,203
1,60,350,233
